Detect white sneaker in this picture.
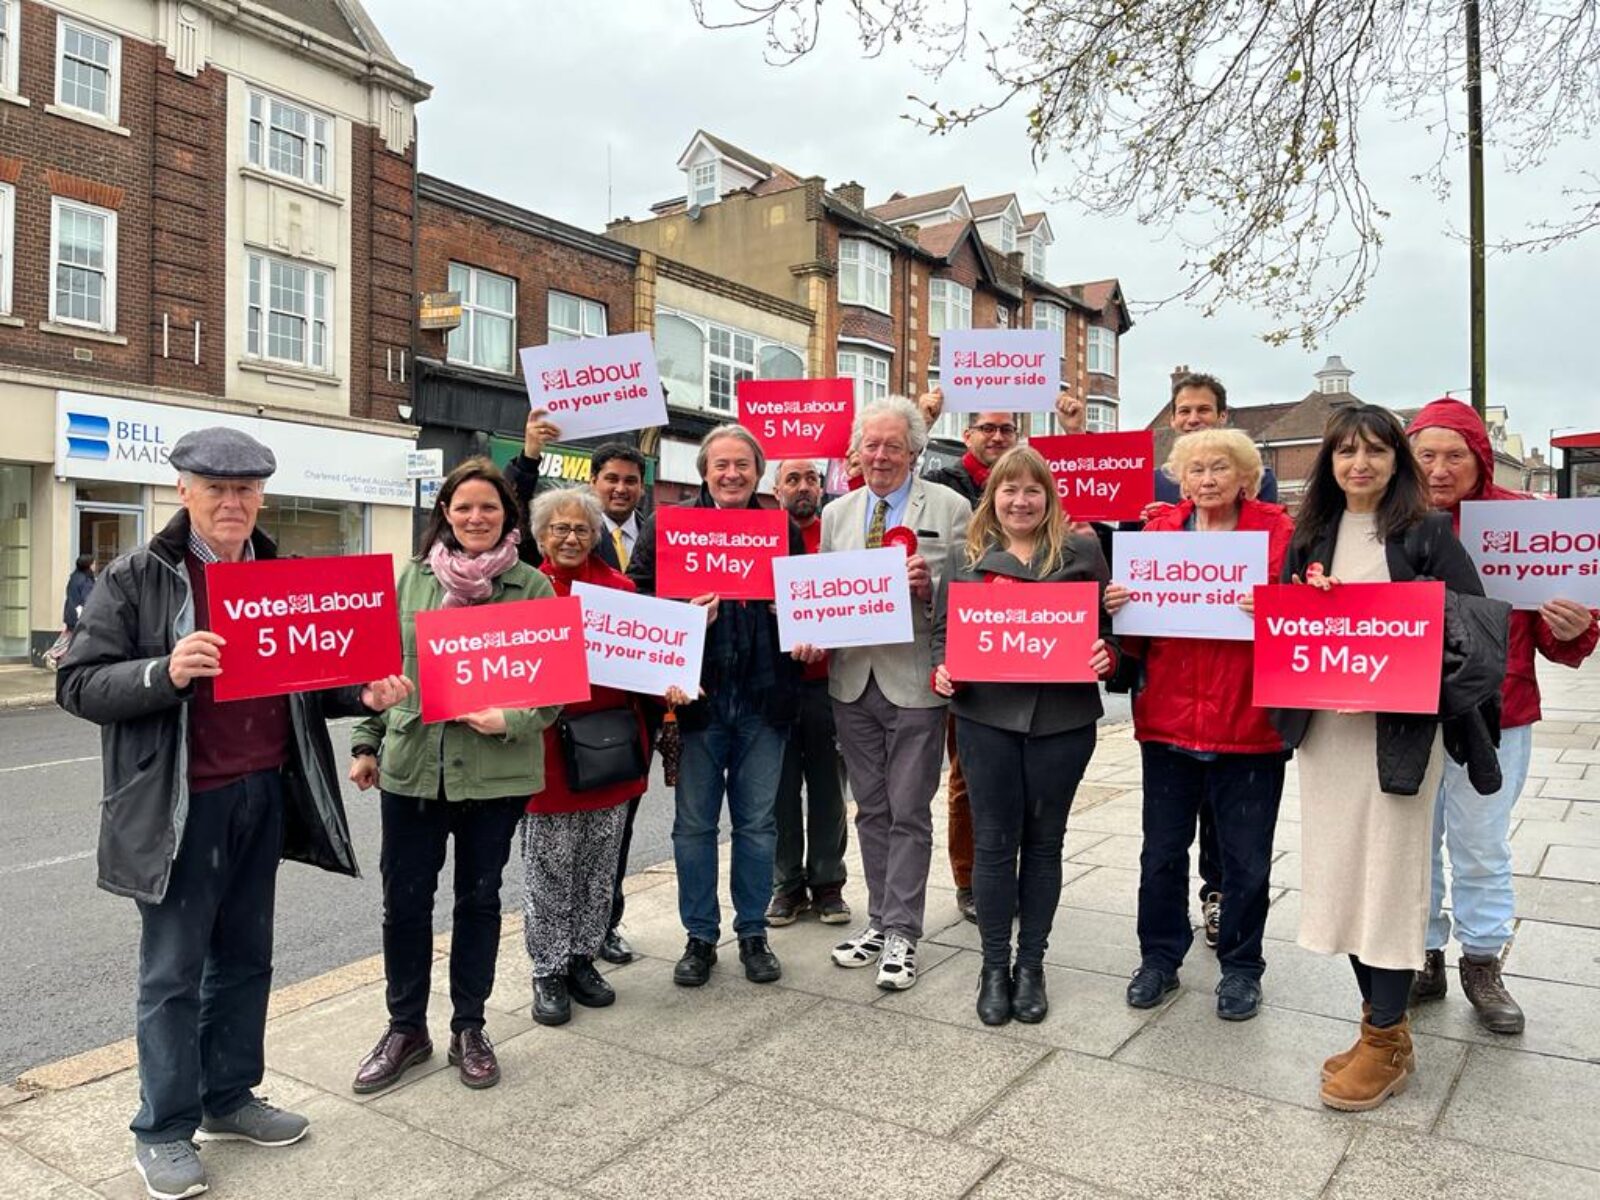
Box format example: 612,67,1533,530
831,925,885,968
875,934,918,990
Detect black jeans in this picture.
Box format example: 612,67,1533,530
1136,743,1285,981
379,790,525,1035
773,677,849,896
956,718,1096,969
132,769,283,1142
1350,957,1413,1028
1197,799,1221,901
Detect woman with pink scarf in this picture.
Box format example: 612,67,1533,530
348,458,562,1095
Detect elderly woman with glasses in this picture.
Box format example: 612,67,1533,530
520,488,667,1027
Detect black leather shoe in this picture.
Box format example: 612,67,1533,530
1126,965,1180,1009
532,976,571,1026
567,957,616,1008
599,928,635,965
739,936,783,983
1011,965,1049,1024
976,965,1012,1026
1215,973,1262,1021
673,937,718,987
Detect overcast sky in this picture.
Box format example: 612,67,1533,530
368,0,1597,456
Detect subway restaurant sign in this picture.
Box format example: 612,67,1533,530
488,437,656,489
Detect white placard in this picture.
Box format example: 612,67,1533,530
1112,531,1269,641
1460,498,1600,610
572,581,707,696
56,392,414,506
406,448,444,478
937,329,1058,412
773,548,915,651
520,331,668,440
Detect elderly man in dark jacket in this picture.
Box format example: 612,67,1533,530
57,426,410,1200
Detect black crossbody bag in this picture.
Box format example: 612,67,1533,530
558,708,646,792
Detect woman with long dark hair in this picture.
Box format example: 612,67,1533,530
1275,405,1485,1112
348,458,562,1094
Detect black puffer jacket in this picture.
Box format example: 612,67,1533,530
1272,511,1506,796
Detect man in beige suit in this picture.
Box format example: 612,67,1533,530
820,395,971,990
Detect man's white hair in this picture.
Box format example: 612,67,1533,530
850,395,928,456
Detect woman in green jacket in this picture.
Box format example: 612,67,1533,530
348,458,561,1095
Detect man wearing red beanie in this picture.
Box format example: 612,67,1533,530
1406,398,1598,1032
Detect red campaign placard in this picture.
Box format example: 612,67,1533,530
206,555,401,702
944,581,1101,683
653,507,789,601
1252,581,1445,714
738,378,855,460
1032,430,1156,522
415,595,591,724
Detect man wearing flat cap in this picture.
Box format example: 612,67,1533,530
58,425,411,1200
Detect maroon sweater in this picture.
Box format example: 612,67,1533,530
185,551,292,793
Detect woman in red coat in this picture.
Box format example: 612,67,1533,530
522,488,653,1028
1105,428,1295,1022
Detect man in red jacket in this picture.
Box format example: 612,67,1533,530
1407,399,1598,1032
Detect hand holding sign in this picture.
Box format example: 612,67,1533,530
360,674,414,712
169,630,225,688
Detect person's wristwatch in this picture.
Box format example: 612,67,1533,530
351,744,379,759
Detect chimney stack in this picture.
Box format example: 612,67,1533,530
835,181,866,209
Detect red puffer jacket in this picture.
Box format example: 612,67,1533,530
1406,398,1599,728
1126,498,1295,754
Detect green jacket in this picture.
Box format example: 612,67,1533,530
353,558,561,800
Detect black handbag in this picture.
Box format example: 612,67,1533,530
558,707,646,792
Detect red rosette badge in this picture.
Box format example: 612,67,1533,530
881,526,918,557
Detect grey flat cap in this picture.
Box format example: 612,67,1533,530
170,426,277,480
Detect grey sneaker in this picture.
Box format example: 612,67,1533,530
195,1096,309,1147
133,1139,207,1200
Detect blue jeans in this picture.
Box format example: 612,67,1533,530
1427,722,1532,957
674,691,785,942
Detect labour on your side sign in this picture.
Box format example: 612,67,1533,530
937,329,1058,413
773,548,914,650
1459,498,1600,610
414,596,591,723
1112,531,1268,641
571,581,707,697
204,555,401,701
739,378,854,460
519,331,668,440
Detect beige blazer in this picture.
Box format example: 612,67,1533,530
820,476,972,708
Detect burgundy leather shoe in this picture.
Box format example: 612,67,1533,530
352,1025,432,1094
448,1028,501,1089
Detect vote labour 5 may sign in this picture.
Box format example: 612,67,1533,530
415,596,590,724
571,581,707,698
653,507,789,601
773,548,914,651
944,581,1101,683
1112,531,1268,641
205,555,400,702
519,331,668,441
1459,498,1600,610
1252,581,1445,714
1032,431,1156,523
938,329,1058,413
739,378,854,460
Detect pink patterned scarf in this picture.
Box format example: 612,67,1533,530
427,530,522,608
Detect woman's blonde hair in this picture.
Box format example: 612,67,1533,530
1166,428,1264,502
964,446,1066,575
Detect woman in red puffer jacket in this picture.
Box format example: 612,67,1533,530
1105,428,1294,1023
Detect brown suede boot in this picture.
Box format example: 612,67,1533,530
1320,1003,1372,1082
1319,1017,1415,1112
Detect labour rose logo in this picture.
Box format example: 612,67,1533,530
1128,559,1157,582
1482,529,1514,553
541,369,565,390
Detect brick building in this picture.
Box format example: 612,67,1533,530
0,0,428,662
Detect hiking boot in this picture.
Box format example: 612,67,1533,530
133,1139,207,1200
1459,953,1525,1034
195,1096,308,1146
1409,948,1447,1004
765,889,810,926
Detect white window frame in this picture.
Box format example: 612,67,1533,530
446,263,517,374
1087,396,1119,433
0,0,20,96
838,347,891,405
246,89,333,190
54,15,120,123
1087,325,1117,377
995,306,1010,328
0,183,12,316
690,160,719,208
245,251,332,373
928,278,972,335
1032,300,1067,357
50,197,117,331
547,291,607,342
999,213,1017,254
838,238,891,314
708,324,756,413
1029,235,1047,278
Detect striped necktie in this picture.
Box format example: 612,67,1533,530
866,498,889,548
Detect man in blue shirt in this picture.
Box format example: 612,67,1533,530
1141,372,1278,518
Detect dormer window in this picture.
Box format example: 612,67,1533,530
999,214,1017,253
1029,236,1047,278
690,161,719,208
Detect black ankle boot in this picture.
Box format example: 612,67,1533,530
976,965,1012,1026
1012,965,1049,1024
567,956,616,1008
532,976,570,1026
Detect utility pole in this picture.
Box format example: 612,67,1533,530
1465,0,1487,418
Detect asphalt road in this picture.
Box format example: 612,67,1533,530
0,690,1129,1083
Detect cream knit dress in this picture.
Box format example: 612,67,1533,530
1296,510,1443,970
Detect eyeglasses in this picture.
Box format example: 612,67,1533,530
545,523,594,542
973,423,1018,438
